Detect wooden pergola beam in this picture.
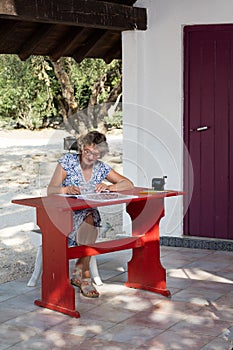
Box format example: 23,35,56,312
73,29,107,63
0,20,19,45
103,38,122,63
50,27,86,62
18,24,56,60
0,0,147,31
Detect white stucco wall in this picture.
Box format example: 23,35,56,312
122,0,233,237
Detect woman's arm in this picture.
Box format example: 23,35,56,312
47,164,80,195
95,169,134,192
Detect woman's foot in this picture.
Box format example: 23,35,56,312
71,266,82,288
80,278,99,298
71,267,99,298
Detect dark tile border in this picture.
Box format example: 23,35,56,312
160,236,233,251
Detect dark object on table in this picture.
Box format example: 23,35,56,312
152,176,167,191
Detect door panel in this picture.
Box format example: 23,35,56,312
184,25,233,240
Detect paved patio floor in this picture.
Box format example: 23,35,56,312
0,246,232,350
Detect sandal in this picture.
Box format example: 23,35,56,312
80,278,99,298
71,266,82,288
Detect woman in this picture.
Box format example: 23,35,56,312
47,131,134,298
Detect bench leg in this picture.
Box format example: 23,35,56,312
27,245,42,287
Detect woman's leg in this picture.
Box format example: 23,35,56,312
72,214,99,298
71,214,100,297
75,213,98,278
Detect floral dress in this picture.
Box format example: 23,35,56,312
58,153,112,246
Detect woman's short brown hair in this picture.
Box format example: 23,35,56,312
78,131,109,158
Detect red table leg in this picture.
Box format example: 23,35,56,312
35,206,80,318
125,198,170,297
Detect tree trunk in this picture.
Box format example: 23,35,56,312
87,74,107,128
52,59,81,135
107,75,122,103
52,58,122,135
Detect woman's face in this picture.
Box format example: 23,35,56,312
81,144,101,166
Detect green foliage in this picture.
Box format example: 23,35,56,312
0,55,58,129
0,55,122,130
69,58,121,109
104,110,122,130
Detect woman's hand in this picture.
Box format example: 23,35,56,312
65,185,81,195
95,182,110,193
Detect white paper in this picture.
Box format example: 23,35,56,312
56,192,137,202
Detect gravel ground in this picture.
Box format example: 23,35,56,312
0,128,123,284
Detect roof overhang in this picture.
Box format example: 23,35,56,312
0,0,147,62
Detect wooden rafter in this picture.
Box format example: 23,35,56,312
73,29,107,63
18,24,56,60
103,38,122,63
50,27,86,62
0,0,147,31
0,20,19,45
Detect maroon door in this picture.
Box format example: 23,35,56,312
184,25,233,240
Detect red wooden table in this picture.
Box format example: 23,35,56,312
12,188,183,318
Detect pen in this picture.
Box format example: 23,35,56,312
139,190,168,194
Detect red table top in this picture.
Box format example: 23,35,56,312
12,187,184,211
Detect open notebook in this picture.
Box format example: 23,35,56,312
57,192,137,202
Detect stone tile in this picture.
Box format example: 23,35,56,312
96,322,162,347
0,246,232,349
0,323,37,348
191,300,233,323
162,257,195,269
171,286,224,305
162,247,213,259
119,306,186,330
100,290,159,312
161,249,209,267
221,325,233,341
0,284,25,303
51,317,115,338
82,302,136,323
169,315,231,337
167,267,203,280
8,331,85,350
189,280,233,293
0,280,37,295
216,270,233,281
215,290,233,308
78,337,136,350
2,290,40,311
166,275,193,289
138,329,214,350
97,269,125,281
0,343,11,350
185,259,231,273
201,337,233,350
173,267,233,284
6,308,70,332
149,299,202,317
205,250,233,260
108,272,128,283
0,304,29,323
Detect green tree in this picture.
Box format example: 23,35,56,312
0,55,122,132
0,55,58,129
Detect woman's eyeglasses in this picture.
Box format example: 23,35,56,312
83,148,100,159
